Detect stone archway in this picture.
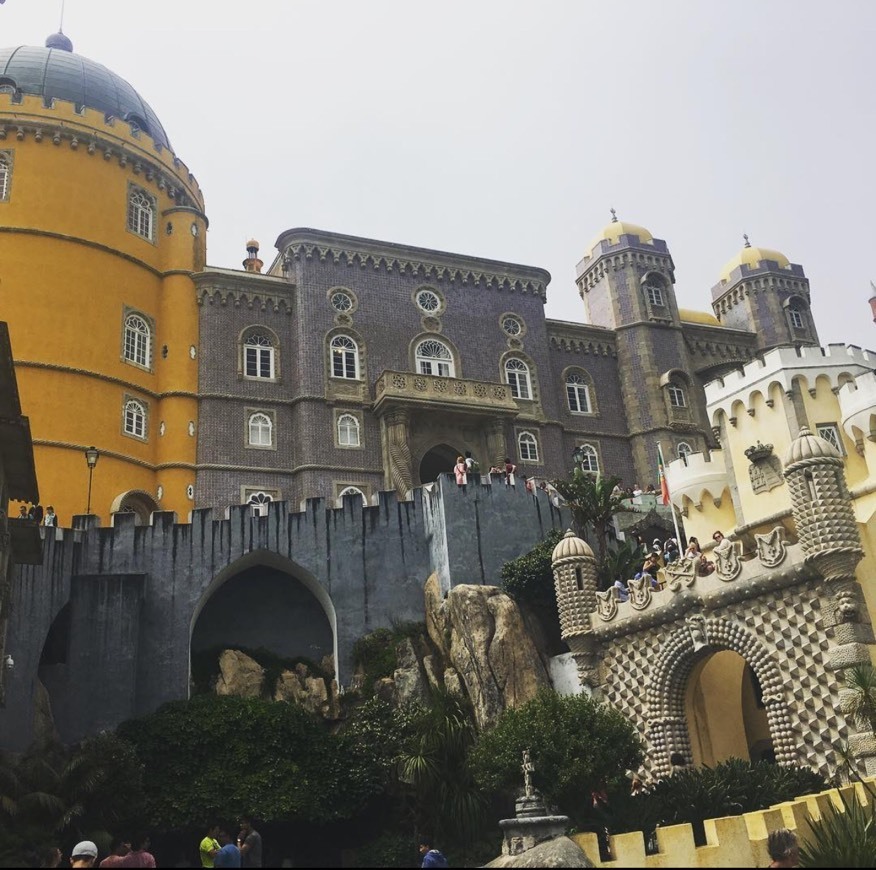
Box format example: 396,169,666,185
189,550,339,691
110,489,159,526
645,615,795,778
419,443,462,484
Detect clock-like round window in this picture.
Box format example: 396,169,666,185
502,316,523,336
331,291,354,312
416,289,441,313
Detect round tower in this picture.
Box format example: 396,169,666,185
0,37,207,525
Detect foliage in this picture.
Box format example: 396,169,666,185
550,470,627,567
841,664,876,735
0,734,144,866
353,623,425,697
353,830,419,868
799,786,876,867
592,758,829,847
500,528,563,609
117,694,385,831
470,691,643,825
597,539,647,591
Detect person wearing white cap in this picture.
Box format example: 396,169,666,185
71,841,99,868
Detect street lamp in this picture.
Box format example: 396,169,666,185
572,445,584,470
84,446,99,515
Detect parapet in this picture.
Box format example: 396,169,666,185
665,450,728,511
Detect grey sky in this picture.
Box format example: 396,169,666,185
4,1,874,350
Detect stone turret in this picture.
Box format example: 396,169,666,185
784,426,876,773
552,529,600,691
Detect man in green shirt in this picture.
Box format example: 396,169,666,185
199,825,221,868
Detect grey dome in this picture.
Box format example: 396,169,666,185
45,32,73,52
0,45,172,150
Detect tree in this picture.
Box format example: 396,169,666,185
597,539,646,591
551,469,628,569
469,691,642,825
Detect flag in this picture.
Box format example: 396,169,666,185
657,444,670,506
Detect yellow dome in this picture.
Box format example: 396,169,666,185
584,215,653,258
719,242,790,282
679,308,721,326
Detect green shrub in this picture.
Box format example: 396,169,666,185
500,528,563,609
353,623,426,697
799,786,876,867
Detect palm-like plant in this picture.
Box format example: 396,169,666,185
841,664,876,735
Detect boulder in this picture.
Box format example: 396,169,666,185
484,837,593,868
445,585,551,729
274,666,341,719
424,573,450,658
393,637,429,705
215,649,264,698
422,654,443,692
374,677,395,702
443,667,465,699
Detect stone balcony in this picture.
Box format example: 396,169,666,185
373,370,520,416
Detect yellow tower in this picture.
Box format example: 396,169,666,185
0,36,206,526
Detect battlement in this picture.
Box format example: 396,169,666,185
665,450,728,510
572,779,873,868
839,368,876,443
711,258,806,299
0,92,203,206
705,343,876,420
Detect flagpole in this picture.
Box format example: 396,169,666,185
658,442,684,547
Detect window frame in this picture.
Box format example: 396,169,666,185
330,334,360,380
815,423,844,455
517,430,540,462
126,185,156,242
668,383,687,408
577,444,600,473
122,397,148,440
0,150,11,202
336,485,368,507
566,372,592,414
645,283,665,307
245,489,276,517
122,311,153,370
415,338,455,378
247,411,274,449
789,307,805,330
677,441,693,464
505,357,532,400
242,331,277,380
336,412,361,448
413,286,445,316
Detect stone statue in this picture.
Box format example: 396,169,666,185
521,748,535,799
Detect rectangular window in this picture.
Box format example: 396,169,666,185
789,309,805,329
567,383,590,413
246,346,273,379
816,424,844,455
646,285,665,307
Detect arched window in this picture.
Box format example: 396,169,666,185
518,431,539,462
415,339,454,377
247,490,273,517
331,335,359,379
566,372,591,413
668,383,687,408
123,313,151,368
248,412,273,447
677,442,693,465
0,154,9,201
577,444,599,473
244,332,275,379
337,413,360,447
337,486,367,507
123,399,147,438
505,358,532,400
127,188,154,240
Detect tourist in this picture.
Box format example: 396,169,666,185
712,530,732,554
464,450,479,479
663,537,679,563
650,539,664,567
504,457,517,486
200,825,221,868
213,831,241,869
640,553,662,588
237,817,262,869
43,505,57,527
685,536,715,574
116,835,155,868
524,475,534,494
99,840,131,868
70,842,99,869
31,502,44,525
18,505,27,519
646,483,656,494
612,578,630,602
632,484,643,497
611,483,623,497
767,828,800,868
453,455,467,490
418,839,448,868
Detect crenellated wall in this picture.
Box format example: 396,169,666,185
0,474,566,750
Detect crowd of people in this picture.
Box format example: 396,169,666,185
15,502,56,526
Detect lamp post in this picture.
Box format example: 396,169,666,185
572,445,584,471
84,446,99,515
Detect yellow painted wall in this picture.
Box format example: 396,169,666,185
0,95,206,526
681,489,737,550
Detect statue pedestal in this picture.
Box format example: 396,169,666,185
499,792,569,856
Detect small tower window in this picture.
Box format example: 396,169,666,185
577,444,600,473
677,442,693,464
127,187,155,240
505,358,532,400
123,399,147,439
123,313,151,368
331,335,360,379
566,372,592,413
518,431,539,462
243,332,276,379
337,486,367,507
668,384,687,408
816,424,844,455
804,471,817,502
331,291,354,312
337,413,361,447
645,283,665,307
248,412,273,447
0,153,9,202
416,289,441,313
789,306,805,330
247,490,273,517
575,566,584,591
415,339,454,377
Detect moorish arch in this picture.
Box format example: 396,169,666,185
644,615,795,778
189,549,339,688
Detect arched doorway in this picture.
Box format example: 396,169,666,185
111,489,159,526
189,551,338,693
419,443,462,484
686,650,773,766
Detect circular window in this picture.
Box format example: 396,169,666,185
502,316,523,336
331,291,354,312
416,289,441,313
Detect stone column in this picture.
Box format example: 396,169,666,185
383,408,413,497
486,419,507,468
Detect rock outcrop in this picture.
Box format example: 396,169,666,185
215,649,264,698
393,637,430,705
274,662,341,719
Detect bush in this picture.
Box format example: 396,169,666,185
799,786,876,868
500,528,563,609
470,691,643,825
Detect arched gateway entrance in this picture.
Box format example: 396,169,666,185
189,551,339,691
419,443,463,484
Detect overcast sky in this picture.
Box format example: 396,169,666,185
4,1,875,350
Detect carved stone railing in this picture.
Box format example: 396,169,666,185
373,370,520,415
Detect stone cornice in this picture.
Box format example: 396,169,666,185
198,462,385,476
546,320,617,357
194,268,294,314
711,269,810,307
274,227,550,301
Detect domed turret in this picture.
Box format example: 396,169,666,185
552,528,594,562
719,234,790,283
784,425,842,466
584,208,654,258
0,44,172,149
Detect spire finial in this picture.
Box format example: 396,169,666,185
59,0,66,32
743,233,751,248
610,207,618,223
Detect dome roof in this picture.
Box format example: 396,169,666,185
584,215,654,258
679,308,721,326
784,426,842,466
0,45,172,150
719,240,790,282
552,529,594,562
